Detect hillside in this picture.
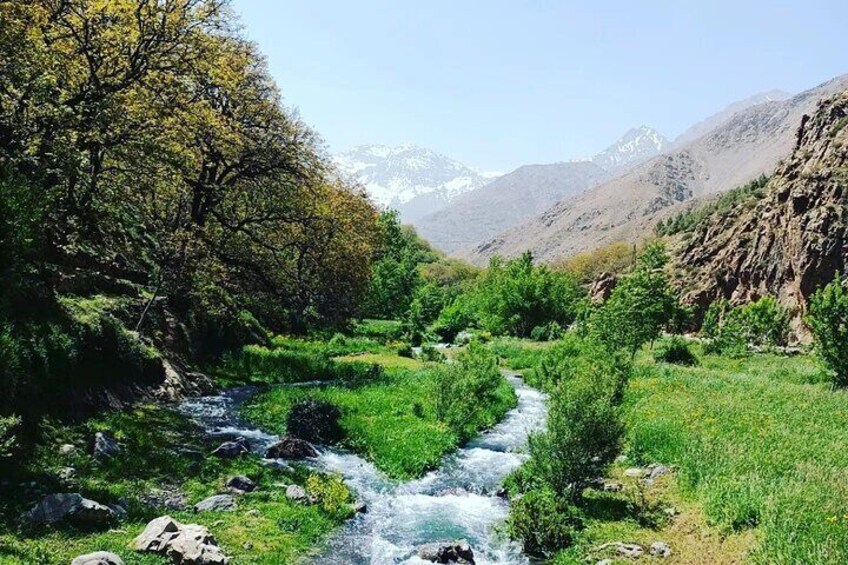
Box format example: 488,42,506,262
333,144,497,221
415,161,607,252
670,90,848,319
461,75,848,265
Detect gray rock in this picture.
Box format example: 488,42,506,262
596,560,613,565
211,441,247,459
597,542,644,559
58,467,77,482
602,481,623,493
650,541,672,557
22,493,114,527
649,465,670,480
59,443,78,456
70,552,125,565
350,500,367,514
623,467,645,478
265,437,317,460
93,432,120,459
107,503,128,522
417,539,475,564
194,494,236,513
285,485,308,502
132,516,229,564
226,476,256,493
140,488,188,511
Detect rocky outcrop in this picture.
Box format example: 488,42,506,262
22,493,115,527
671,91,848,333
132,516,229,565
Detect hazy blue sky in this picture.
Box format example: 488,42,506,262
232,1,847,171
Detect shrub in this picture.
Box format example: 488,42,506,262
305,473,354,519
0,415,20,459
702,296,790,356
740,296,790,348
286,399,344,444
505,487,583,557
524,373,626,502
807,275,848,387
653,336,698,366
397,343,414,358
433,343,513,440
419,345,446,363
530,322,563,342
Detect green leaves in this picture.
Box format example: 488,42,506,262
807,274,848,387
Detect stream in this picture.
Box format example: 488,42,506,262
178,372,547,564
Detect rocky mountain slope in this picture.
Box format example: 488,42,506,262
592,125,670,174
414,161,607,252
333,144,497,220
461,75,848,265
670,90,848,320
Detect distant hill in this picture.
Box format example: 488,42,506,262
333,144,498,221
592,125,669,174
461,74,848,265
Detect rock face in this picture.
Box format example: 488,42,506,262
93,432,120,459
286,399,344,444
671,91,848,331
417,540,475,564
22,493,114,527
266,437,318,460
71,552,125,565
589,273,617,303
132,516,228,564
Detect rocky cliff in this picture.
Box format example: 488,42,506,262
671,91,848,322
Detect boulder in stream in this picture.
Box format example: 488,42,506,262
266,437,317,460
417,539,475,564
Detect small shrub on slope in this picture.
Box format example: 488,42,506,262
653,336,699,366
807,274,848,387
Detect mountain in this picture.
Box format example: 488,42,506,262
333,144,497,221
592,125,670,174
460,75,848,265
671,91,848,324
414,161,607,253
673,89,791,147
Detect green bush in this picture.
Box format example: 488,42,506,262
653,336,699,366
530,322,563,342
0,415,20,459
702,296,790,356
286,399,344,444
807,275,848,387
397,343,414,358
352,319,405,342
419,345,446,363
505,487,583,558
433,343,514,440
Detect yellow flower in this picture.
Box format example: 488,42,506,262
827,516,838,523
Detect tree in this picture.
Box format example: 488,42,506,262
807,275,848,387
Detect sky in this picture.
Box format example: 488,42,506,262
232,0,848,172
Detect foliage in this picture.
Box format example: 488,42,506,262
655,175,769,236
807,275,848,387
0,415,20,459
433,343,514,440
653,336,699,365
506,487,583,558
352,319,406,342
530,322,564,342
305,473,354,519
551,241,636,283
286,399,344,444
702,296,790,356
590,243,679,357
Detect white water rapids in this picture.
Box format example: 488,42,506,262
178,373,547,564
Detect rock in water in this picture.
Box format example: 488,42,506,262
133,516,229,564
22,493,114,527
93,432,120,459
417,539,475,564
266,437,318,460
194,494,236,513
211,441,248,459
71,552,125,565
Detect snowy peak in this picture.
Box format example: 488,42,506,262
334,145,497,220
592,125,670,173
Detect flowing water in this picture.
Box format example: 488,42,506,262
178,373,547,564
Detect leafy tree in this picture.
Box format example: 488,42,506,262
807,275,848,387
591,243,678,357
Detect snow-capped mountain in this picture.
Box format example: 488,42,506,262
334,144,499,220
592,125,670,173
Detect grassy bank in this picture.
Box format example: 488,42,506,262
242,339,517,479
0,404,352,564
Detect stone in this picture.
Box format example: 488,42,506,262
649,465,670,480
22,493,114,527
417,539,475,564
265,437,318,460
285,485,308,502
602,481,623,493
140,488,188,511
350,500,367,514
650,541,672,557
597,542,644,559
59,443,78,456
226,476,256,493
596,560,613,565
211,441,248,459
623,467,646,478
93,432,120,459
194,494,236,513
132,516,229,564
107,503,128,522
589,272,617,303
70,551,125,565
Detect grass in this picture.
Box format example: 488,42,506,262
0,404,351,564
243,357,516,480
486,336,557,371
